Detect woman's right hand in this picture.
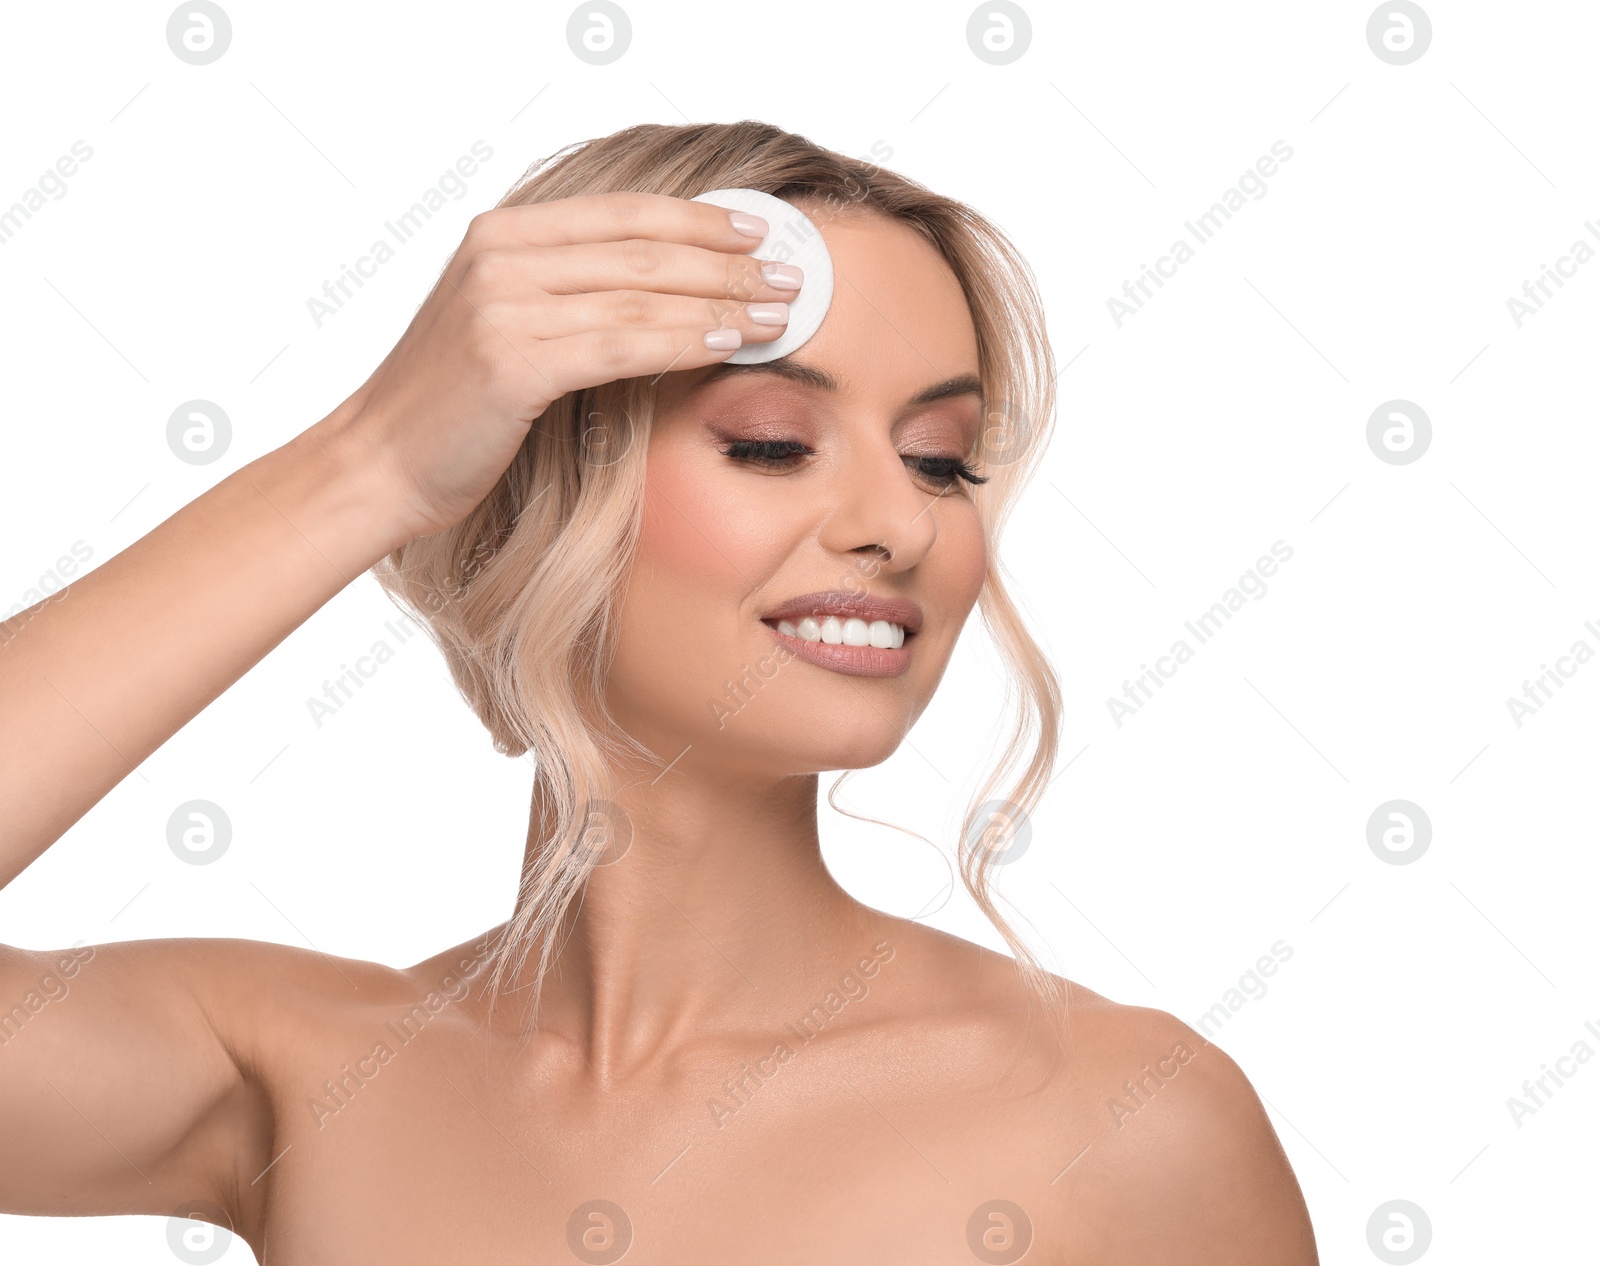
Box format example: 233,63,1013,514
324,191,803,545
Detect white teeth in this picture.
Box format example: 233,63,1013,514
775,616,906,649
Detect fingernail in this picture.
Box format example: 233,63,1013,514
761,262,803,290
704,328,742,349
748,303,789,326
730,212,768,237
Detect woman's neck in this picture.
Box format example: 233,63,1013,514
505,766,878,1082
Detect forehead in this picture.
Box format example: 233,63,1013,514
663,211,980,410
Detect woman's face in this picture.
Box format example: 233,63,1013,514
605,209,988,778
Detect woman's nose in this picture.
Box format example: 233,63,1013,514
814,448,940,574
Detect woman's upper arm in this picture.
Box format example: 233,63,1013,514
0,937,275,1224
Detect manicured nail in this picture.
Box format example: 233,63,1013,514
748,303,789,326
730,212,768,237
761,261,802,290
704,328,742,349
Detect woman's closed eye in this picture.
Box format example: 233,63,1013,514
718,438,988,488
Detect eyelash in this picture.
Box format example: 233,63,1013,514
719,438,989,488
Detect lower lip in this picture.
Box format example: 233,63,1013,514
760,622,914,678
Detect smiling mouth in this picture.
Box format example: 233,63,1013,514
758,616,915,679
761,614,910,648
754,590,922,678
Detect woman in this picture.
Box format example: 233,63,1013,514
0,121,1317,1263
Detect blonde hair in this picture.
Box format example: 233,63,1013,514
373,121,1066,1050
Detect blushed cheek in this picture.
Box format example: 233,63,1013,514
608,453,781,740
640,470,729,590
636,452,776,594
942,507,989,612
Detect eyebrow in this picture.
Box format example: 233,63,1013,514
692,358,984,409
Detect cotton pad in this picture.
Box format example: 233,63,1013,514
690,187,834,364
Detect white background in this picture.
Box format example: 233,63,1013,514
2,0,1595,1261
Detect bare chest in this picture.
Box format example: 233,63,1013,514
252,1027,1088,1264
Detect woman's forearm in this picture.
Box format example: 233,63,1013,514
0,409,410,887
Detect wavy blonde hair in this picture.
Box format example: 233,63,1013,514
373,121,1066,1051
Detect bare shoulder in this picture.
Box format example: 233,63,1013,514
861,921,1318,1263
22,933,417,1031
1047,987,1319,1264
167,935,422,1020
85,933,487,1082
203,931,498,1049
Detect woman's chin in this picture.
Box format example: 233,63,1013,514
742,730,911,777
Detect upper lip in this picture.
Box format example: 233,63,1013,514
760,590,924,634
